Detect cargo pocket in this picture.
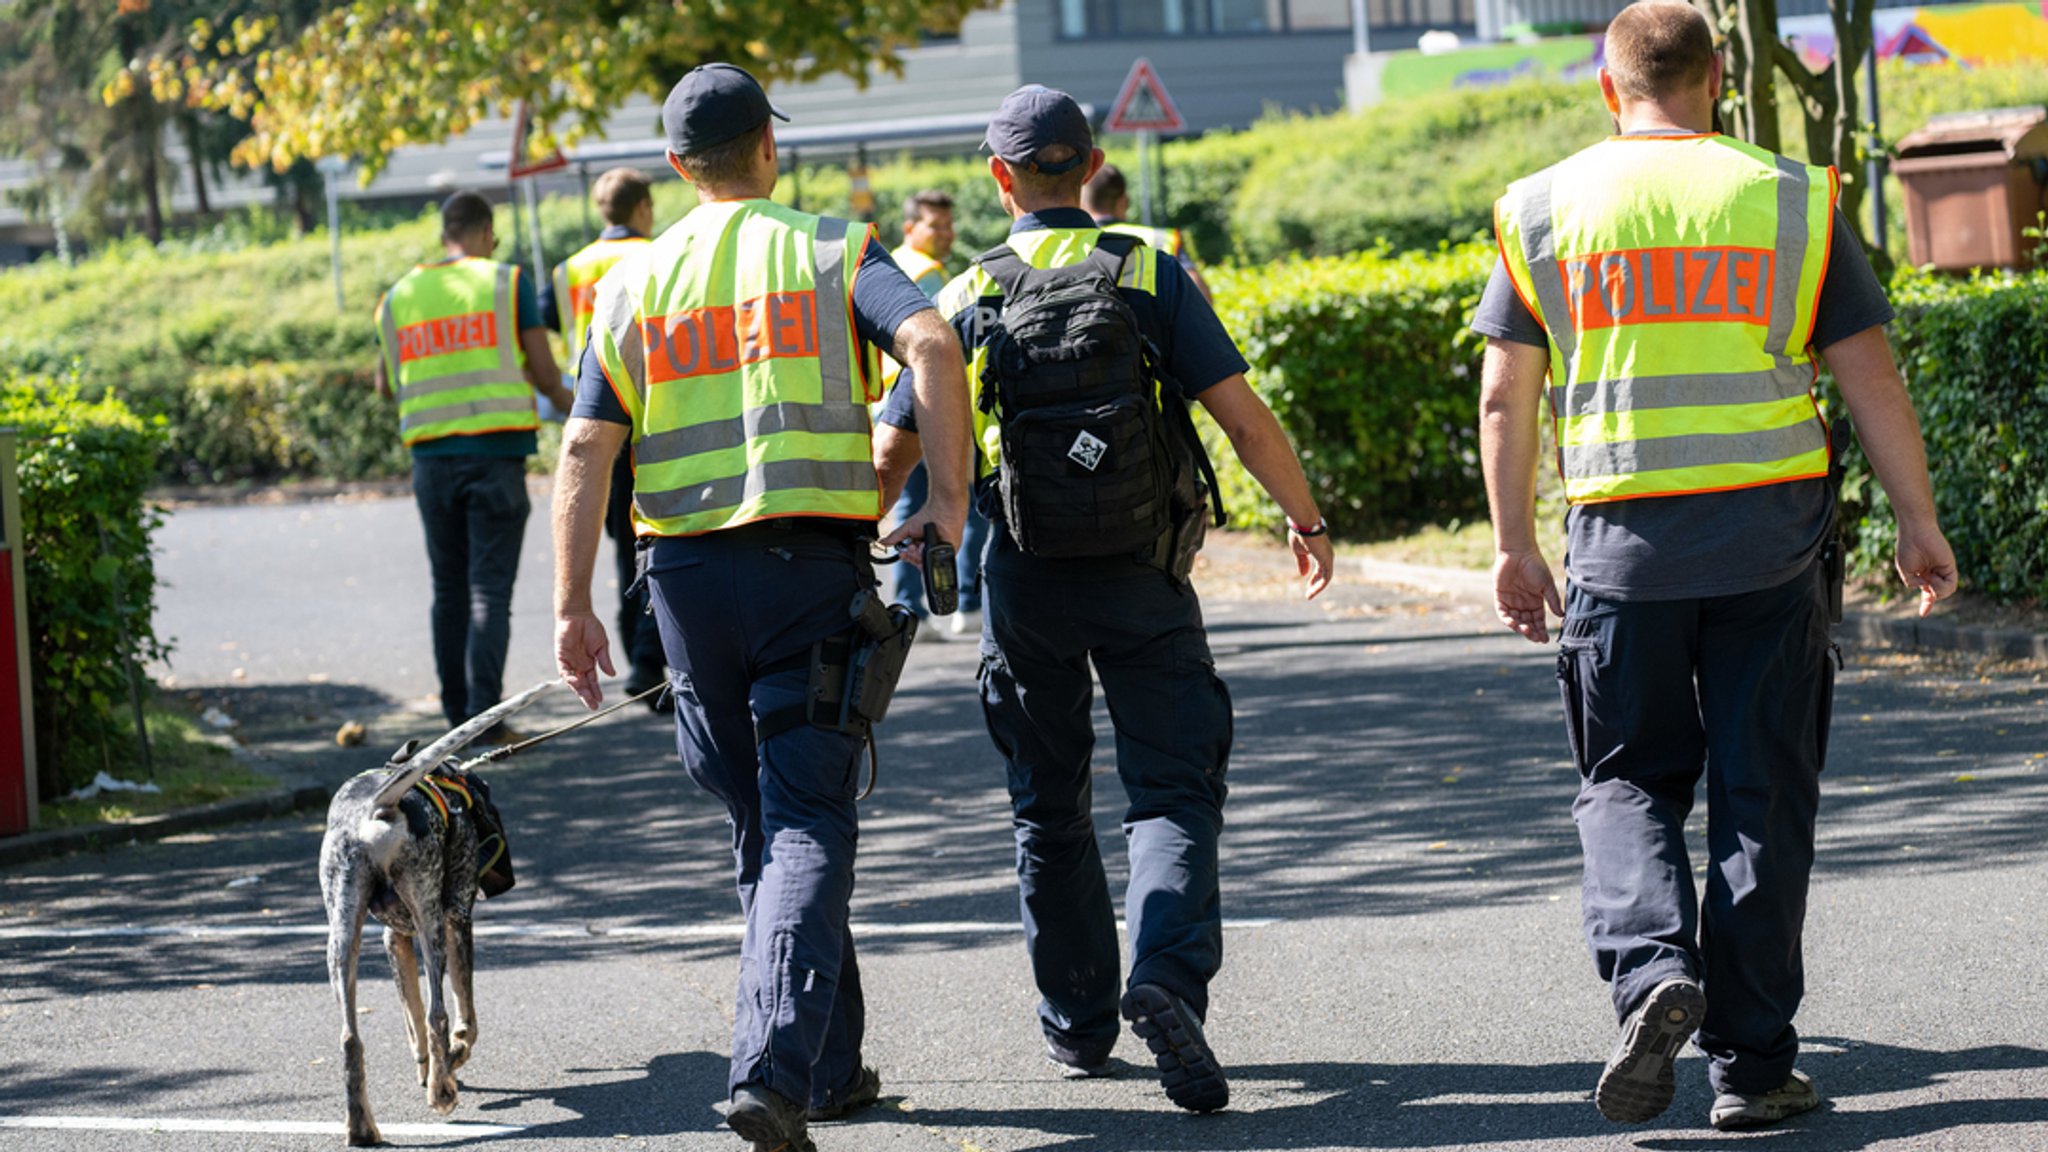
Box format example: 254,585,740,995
1555,617,1607,777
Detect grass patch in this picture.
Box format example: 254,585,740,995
36,704,277,830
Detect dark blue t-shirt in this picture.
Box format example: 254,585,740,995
1473,193,1894,601
875,208,1248,433
408,261,546,459
571,233,934,426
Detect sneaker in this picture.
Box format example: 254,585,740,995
807,1065,882,1122
726,1083,816,1152
1595,977,1706,1124
1710,1069,1821,1130
1120,983,1229,1113
1045,1039,1116,1081
947,609,982,638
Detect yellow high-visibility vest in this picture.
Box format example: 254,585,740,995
889,242,948,296
375,258,538,446
589,199,883,537
553,236,649,369
1496,134,1836,504
1102,221,1186,259
934,227,1160,473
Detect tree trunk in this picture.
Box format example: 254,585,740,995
1774,0,1876,245
115,15,165,244
1702,0,1783,151
182,115,211,218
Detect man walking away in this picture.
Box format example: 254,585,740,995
1477,1,1957,1131
549,167,668,707
550,64,973,1152
374,191,573,741
874,84,1334,1114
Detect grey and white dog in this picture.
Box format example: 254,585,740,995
319,681,551,1146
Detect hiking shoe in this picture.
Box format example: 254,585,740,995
726,1083,816,1152
1045,1041,1116,1081
807,1065,882,1122
1121,983,1229,1113
1595,977,1706,1124
1710,1069,1821,1130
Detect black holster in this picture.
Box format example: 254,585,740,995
757,588,919,745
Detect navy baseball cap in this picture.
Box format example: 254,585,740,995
982,85,1092,174
663,64,789,156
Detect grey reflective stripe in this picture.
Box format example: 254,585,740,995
402,366,530,399
637,401,871,464
1515,171,1578,367
594,262,646,398
376,299,401,386
1766,155,1812,364
813,217,853,406
492,263,520,375
400,393,536,434
1548,364,1816,419
636,458,877,520
1561,419,1827,479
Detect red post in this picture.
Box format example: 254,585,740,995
0,429,37,834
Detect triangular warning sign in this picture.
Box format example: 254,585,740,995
1107,58,1186,134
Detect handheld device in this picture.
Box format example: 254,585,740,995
920,523,959,616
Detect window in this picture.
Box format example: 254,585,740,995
1058,0,1471,36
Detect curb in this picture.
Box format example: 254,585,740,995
0,780,332,870
1350,556,2047,661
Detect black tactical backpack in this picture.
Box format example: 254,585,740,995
974,232,1222,561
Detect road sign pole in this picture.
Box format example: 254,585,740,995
1139,131,1156,227
523,177,546,294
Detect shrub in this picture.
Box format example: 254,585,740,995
1833,270,2048,602
0,374,170,798
1201,244,1496,538
140,361,408,485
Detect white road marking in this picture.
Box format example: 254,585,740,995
0,1115,525,1137
0,917,1279,943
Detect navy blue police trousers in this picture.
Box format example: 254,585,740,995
645,521,873,1112
978,536,1234,1063
1556,561,1834,1096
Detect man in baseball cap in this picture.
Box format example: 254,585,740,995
554,60,973,1152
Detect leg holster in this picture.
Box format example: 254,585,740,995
756,589,920,746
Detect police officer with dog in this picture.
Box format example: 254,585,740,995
1477,1,1957,1131
873,84,1334,1113
549,64,973,1152
373,191,573,743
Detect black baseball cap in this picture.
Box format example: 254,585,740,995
982,85,1092,174
663,63,789,156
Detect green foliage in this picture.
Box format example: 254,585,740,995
1201,244,1497,538
1207,83,1610,263
0,375,170,798
1833,269,2048,602
150,361,404,484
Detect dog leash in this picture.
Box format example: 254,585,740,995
459,684,667,768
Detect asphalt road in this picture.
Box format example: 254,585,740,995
2,488,2045,1151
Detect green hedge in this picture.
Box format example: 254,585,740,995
1201,244,1496,538
143,361,406,484
1,375,170,798
1836,270,2048,602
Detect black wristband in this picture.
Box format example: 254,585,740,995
1287,517,1328,538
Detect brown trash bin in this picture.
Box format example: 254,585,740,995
1892,106,2048,271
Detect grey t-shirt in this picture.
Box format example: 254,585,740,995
1472,207,1894,601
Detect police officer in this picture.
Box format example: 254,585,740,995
1081,162,1211,301
1476,2,1957,1131
547,167,668,707
873,84,1334,1113
373,191,572,741
549,64,972,1152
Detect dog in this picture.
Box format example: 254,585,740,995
319,682,547,1146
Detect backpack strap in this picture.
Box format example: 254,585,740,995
974,242,1033,299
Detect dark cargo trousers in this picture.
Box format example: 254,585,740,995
978,537,1234,1062
645,522,873,1112
411,455,529,727
1556,562,1834,1096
